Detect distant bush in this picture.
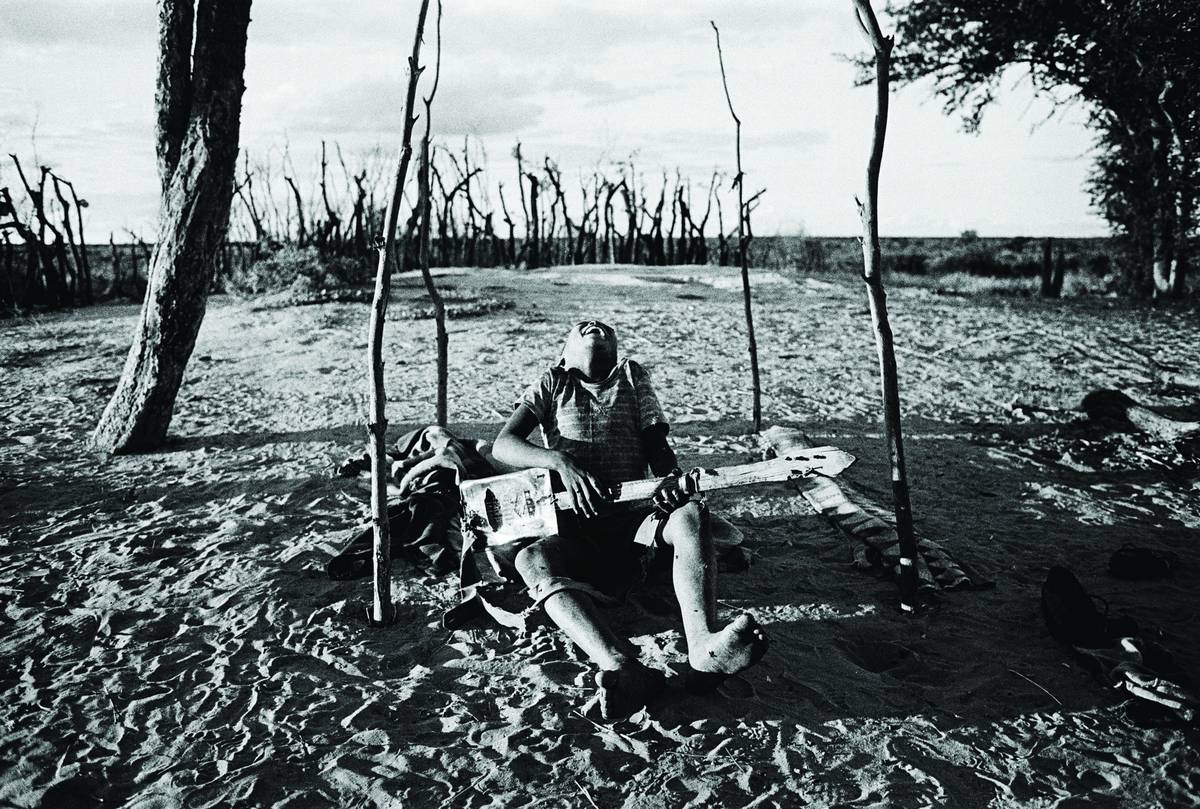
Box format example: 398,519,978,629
930,242,1040,277
1085,253,1112,276
793,238,829,273
883,252,928,274
225,245,370,297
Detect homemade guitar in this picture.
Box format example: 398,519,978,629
460,446,855,546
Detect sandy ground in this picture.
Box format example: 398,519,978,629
2,265,1199,808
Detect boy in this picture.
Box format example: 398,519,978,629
492,319,768,719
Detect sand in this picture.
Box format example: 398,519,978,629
2,265,1198,807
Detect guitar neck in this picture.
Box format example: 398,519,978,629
550,448,850,511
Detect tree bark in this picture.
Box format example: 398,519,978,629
93,0,252,453
852,0,920,613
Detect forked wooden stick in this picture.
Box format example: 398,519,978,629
851,0,921,612
711,20,763,433
367,0,431,626
418,0,448,427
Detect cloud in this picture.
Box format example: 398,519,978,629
546,71,660,108
651,128,827,153
0,1,154,47
285,75,544,138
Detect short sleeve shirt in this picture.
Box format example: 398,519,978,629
517,358,667,485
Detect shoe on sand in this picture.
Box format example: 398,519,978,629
1109,544,1178,580
1041,565,1137,649
595,663,666,721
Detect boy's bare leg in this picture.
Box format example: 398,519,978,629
515,537,664,718
662,502,768,685
540,589,629,670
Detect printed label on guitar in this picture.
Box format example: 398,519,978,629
461,468,559,546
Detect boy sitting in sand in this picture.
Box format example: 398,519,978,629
492,319,768,719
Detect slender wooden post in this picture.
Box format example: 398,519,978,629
852,0,919,612
418,0,448,427
367,0,431,626
711,20,762,433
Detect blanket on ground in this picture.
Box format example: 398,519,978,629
328,426,537,629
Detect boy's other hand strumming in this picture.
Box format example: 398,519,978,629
552,451,608,519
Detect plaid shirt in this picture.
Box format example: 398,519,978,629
517,358,667,485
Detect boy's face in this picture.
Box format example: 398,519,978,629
562,320,618,376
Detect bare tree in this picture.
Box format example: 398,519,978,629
851,0,920,612
92,0,252,453
52,173,92,303
498,182,517,266
711,20,763,433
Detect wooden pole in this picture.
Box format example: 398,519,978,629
418,0,448,427
711,20,762,433
367,0,431,626
851,0,920,612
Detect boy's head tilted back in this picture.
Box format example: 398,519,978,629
561,319,618,382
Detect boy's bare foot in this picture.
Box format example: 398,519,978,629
686,613,769,694
595,662,666,720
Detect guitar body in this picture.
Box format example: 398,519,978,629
460,467,561,547
460,446,855,547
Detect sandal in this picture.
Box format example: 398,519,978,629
1109,544,1178,580
1041,566,1137,649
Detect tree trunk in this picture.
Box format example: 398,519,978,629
1051,243,1065,297
1039,237,1056,297
109,235,121,298
93,0,252,453
1149,112,1175,299
1172,185,1191,296
526,173,540,269
1,232,13,310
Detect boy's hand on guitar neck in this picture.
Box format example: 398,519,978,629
551,451,608,519
651,467,691,518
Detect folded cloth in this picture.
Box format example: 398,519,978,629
327,426,492,580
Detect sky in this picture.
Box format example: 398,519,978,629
0,0,1109,240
